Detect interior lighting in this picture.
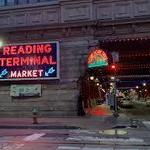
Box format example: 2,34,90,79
90,76,94,80
135,86,139,89
95,78,99,82
96,83,100,86
110,76,115,80
110,82,113,86
142,82,146,86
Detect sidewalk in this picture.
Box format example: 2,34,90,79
0,114,134,130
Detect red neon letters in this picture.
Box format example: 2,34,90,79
0,56,56,66
0,44,56,67
3,44,52,55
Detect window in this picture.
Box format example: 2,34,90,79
0,0,56,6
18,0,28,4
0,0,5,6
39,0,45,1
7,0,15,6
29,0,38,3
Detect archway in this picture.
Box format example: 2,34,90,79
78,49,113,116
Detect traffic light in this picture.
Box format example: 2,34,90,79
109,64,117,74
111,64,116,70
110,64,117,70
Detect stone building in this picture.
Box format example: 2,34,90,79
0,0,149,117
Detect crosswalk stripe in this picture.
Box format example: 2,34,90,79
143,121,150,129
57,146,81,150
67,136,144,143
83,148,113,150
23,133,45,141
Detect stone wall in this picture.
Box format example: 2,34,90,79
0,36,91,117
0,0,149,117
0,0,150,29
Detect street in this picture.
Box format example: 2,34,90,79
0,123,150,150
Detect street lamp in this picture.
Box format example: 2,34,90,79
110,64,119,118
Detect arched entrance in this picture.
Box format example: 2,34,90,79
78,49,113,116
78,38,150,117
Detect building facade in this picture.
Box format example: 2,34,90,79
0,0,150,117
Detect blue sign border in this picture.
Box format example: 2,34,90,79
0,41,60,81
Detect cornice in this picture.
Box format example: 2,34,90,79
0,17,150,33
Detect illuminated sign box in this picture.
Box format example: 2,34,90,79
87,49,108,68
0,41,59,81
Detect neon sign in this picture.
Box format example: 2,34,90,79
0,41,59,80
87,49,108,68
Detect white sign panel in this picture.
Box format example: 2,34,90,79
10,84,42,97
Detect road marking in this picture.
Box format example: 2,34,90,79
143,121,150,128
2,133,46,150
100,137,144,143
15,143,25,149
115,149,138,150
3,145,12,150
57,146,81,150
70,130,96,134
23,133,45,141
83,148,113,150
67,136,144,144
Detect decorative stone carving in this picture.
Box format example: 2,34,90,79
114,2,131,19
95,4,113,20
134,0,149,16
61,3,91,22
0,16,10,27
43,9,59,24
13,13,27,26
28,11,42,25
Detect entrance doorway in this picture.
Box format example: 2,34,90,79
79,68,112,116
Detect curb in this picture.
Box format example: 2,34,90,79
0,125,80,130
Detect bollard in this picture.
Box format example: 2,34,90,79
32,107,38,124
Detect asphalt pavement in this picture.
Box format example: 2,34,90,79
0,114,150,149
0,113,146,130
